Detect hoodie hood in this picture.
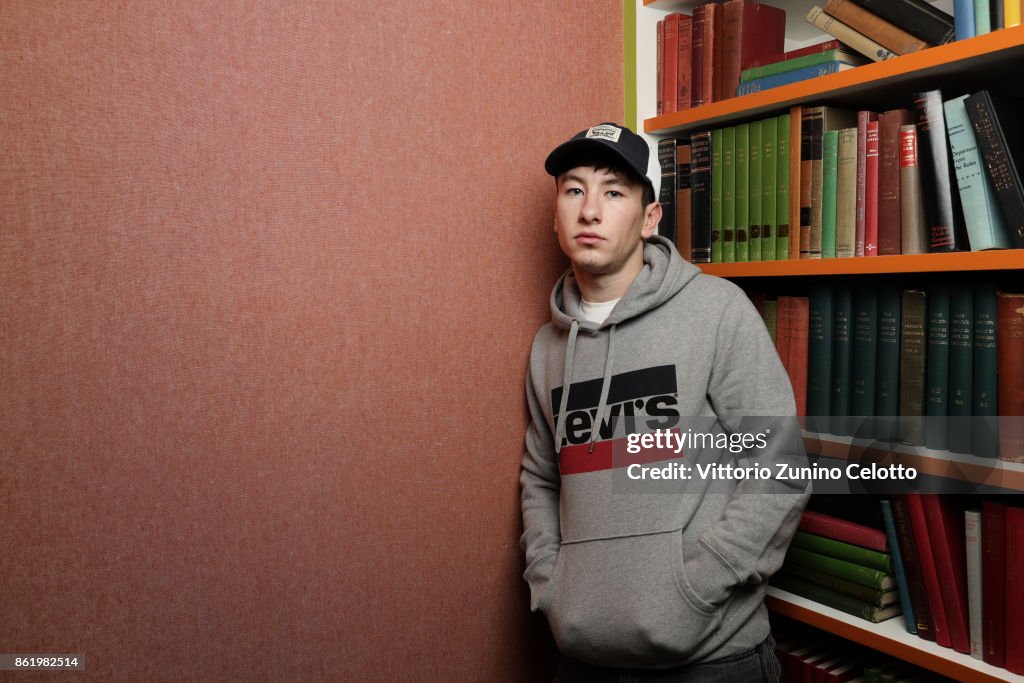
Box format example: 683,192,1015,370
550,235,702,331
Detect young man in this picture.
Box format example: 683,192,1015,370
520,123,811,681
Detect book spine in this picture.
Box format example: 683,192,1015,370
736,123,750,261
722,0,744,99
975,0,992,34
690,131,713,263
771,573,900,622
663,14,679,114
1006,507,1024,674
947,286,974,454
778,296,810,417
822,130,840,258
798,509,889,551
737,61,853,96
965,91,1024,247
677,15,692,111
925,283,951,451
825,0,931,54
878,109,912,255
800,108,818,258
745,39,842,70
996,291,1024,462
1007,0,1022,27
856,111,878,256
973,282,999,459
788,108,802,260
805,6,897,62
906,493,952,647
955,0,977,39
710,3,725,103
923,494,971,653
676,143,693,261
763,299,778,344
657,20,664,116
943,94,1011,251
658,138,678,243
850,286,878,432
991,0,1005,29
981,500,1005,666
791,530,892,572
830,285,853,436
723,126,736,262
835,128,858,258
899,289,927,445
891,495,934,640
785,546,892,589
781,561,896,606
864,120,880,255
898,124,929,255
777,112,791,260
711,128,724,263
749,120,763,261
741,48,859,82
880,500,917,634
964,509,983,659
807,285,833,432
811,109,827,258
912,90,964,252
762,116,778,261
847,0,955,45
691,7,706,108
875,286,901,442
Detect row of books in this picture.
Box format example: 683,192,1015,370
952,0,1024,39
659,88,1024,261
746,284,1023,462
773,498,1024,675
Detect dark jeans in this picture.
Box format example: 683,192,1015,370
554,636,780,683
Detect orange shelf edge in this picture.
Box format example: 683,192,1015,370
695,250,1024,277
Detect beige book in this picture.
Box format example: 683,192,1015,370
824,0,930,55
899,124,928,255
836,128,859,257
806,6,896,62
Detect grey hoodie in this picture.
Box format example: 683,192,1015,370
520,235,811,668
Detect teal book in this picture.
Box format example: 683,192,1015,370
880,499,918,635
830,285,853,436
711,128,724,263
791,530,892,572
925,283,950,451
822,129,840,259
948,286,974,454
762,116,778,261
973,282,999,458
851,286,878,438
899,290,927,446
749,120,763,262
723,126,736,263
807,285,833,433
975,0,992,34
876,286,902,442
776,113,791,260
736,123,749,262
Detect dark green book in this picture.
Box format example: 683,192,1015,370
722,126,736,263
807,285,833,433
851,286,878,438
899,290,927,446
973,282,999,458
711,128,724,263
736,123,749,262
657,138,679,244
822,129,840,259
781,561,900,607
771,573,902,622
876,286,902,442
791,530,893,572
762,116,777,261
749,120,763,262
777,113,791,261
785,546,895,590
925,283,951,450
830,285,853,436
948,286,974,454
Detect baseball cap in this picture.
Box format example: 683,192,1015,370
544,122,661,199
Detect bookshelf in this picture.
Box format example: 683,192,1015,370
633,0,1024,680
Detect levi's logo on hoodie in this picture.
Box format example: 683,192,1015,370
552,365,680,450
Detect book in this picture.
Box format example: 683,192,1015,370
676,143,693,261
975,0,992,34
924,283,950,451
711,128,724,263
964,508,982,660
898,124,928,255
791,530,892,572
663,14,680,115
830,285,853,436
690,131,713,264
922,495,970,653
676,13,692,112
1008,0,1023,28
944,94,1011,251
786,546,895,590
891,495,934,641
808,285,833,432
880,500,917,635
788,107,802,260
856,111,879,256
850,286,878,433
722,0,786,100
778,296,810,418
657,20,664,116
763,298,778,344
947,286,974,454
801,107,816,258
878,109,913,255
824,0,931,54
736,61,861,96
736,123,750,261
865,119,880,255
740,47,865,82
846,0,955,46
822,130,840,258
1006,505,1024,674
997,291,1024,462
899,289,926,445
992,0,1005,30
691,5,708,108
658,138,678,243
743,39,842,69
723,126,737,262
799,509,889,552
955,0,977,39
762,116,778,261
835,127,858,258
981,500,1005,666
906,493,951,647
749,120,762,261
973,283,999,459
911,90,966,252
964,91,1024,248
875,286,901,442
771,573,903,622
809,107,857,258
806,6,897,62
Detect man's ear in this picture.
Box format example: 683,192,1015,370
641,202,662,239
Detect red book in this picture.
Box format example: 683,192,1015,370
922,495,971,653
1005,505,1024,675
864,120,880,256
744,39,842,70
798,509,888,551
905,493,952,648
982,500,1006,667
657,20,664,116
691,7,706,108
997,291,1024,463
677,14,692,111
663,14,680,115
855,111,878,257
777,296,809,419
721,0,786,100
877,109,912,255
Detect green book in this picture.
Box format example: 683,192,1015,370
948,286,973,455
851,286,878,438
771,573,902,622
749,120,763,262
822,129,840,259
740,48,866,82
899,289,927,446
791,530,892,572
973,282,999,458
785,546,895,590
763,298,778,345
835,127,858,258
736,123,749,262
781,561,900,607
711,129,724,263
925,284,951,450
876,286,902,442
762,116,778,261
830,285,853,436
776,113,791,260
807,284,833,433
723,126,736,263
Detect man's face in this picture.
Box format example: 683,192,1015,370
553,165,659,278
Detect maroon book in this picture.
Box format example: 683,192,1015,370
744,39,842,69
906,493,951,648
856,111,878,256
663,14,680,115
721,0,786,100
877,109,913,255
891,495,934,641
997,291,1024,463
798,509,888,551
1005,505,1024,675
982,500,1006,667
691,6,706,108
676,13,692,111
922,495,970,653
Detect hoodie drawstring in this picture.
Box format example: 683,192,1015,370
553,320,619,456
553,319,580,453
589,324,616,453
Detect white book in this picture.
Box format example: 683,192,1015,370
965,508,984,660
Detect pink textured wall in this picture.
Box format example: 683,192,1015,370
0,1,623,679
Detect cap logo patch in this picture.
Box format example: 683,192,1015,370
586,124,622,143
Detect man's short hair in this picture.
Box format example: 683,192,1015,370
552,147,657,208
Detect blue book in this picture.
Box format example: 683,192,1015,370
736,62,858,97
880,499,917,635
955,0,976,39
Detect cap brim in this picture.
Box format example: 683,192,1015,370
544,138,649,187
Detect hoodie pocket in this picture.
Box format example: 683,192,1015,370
544,530,724,666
